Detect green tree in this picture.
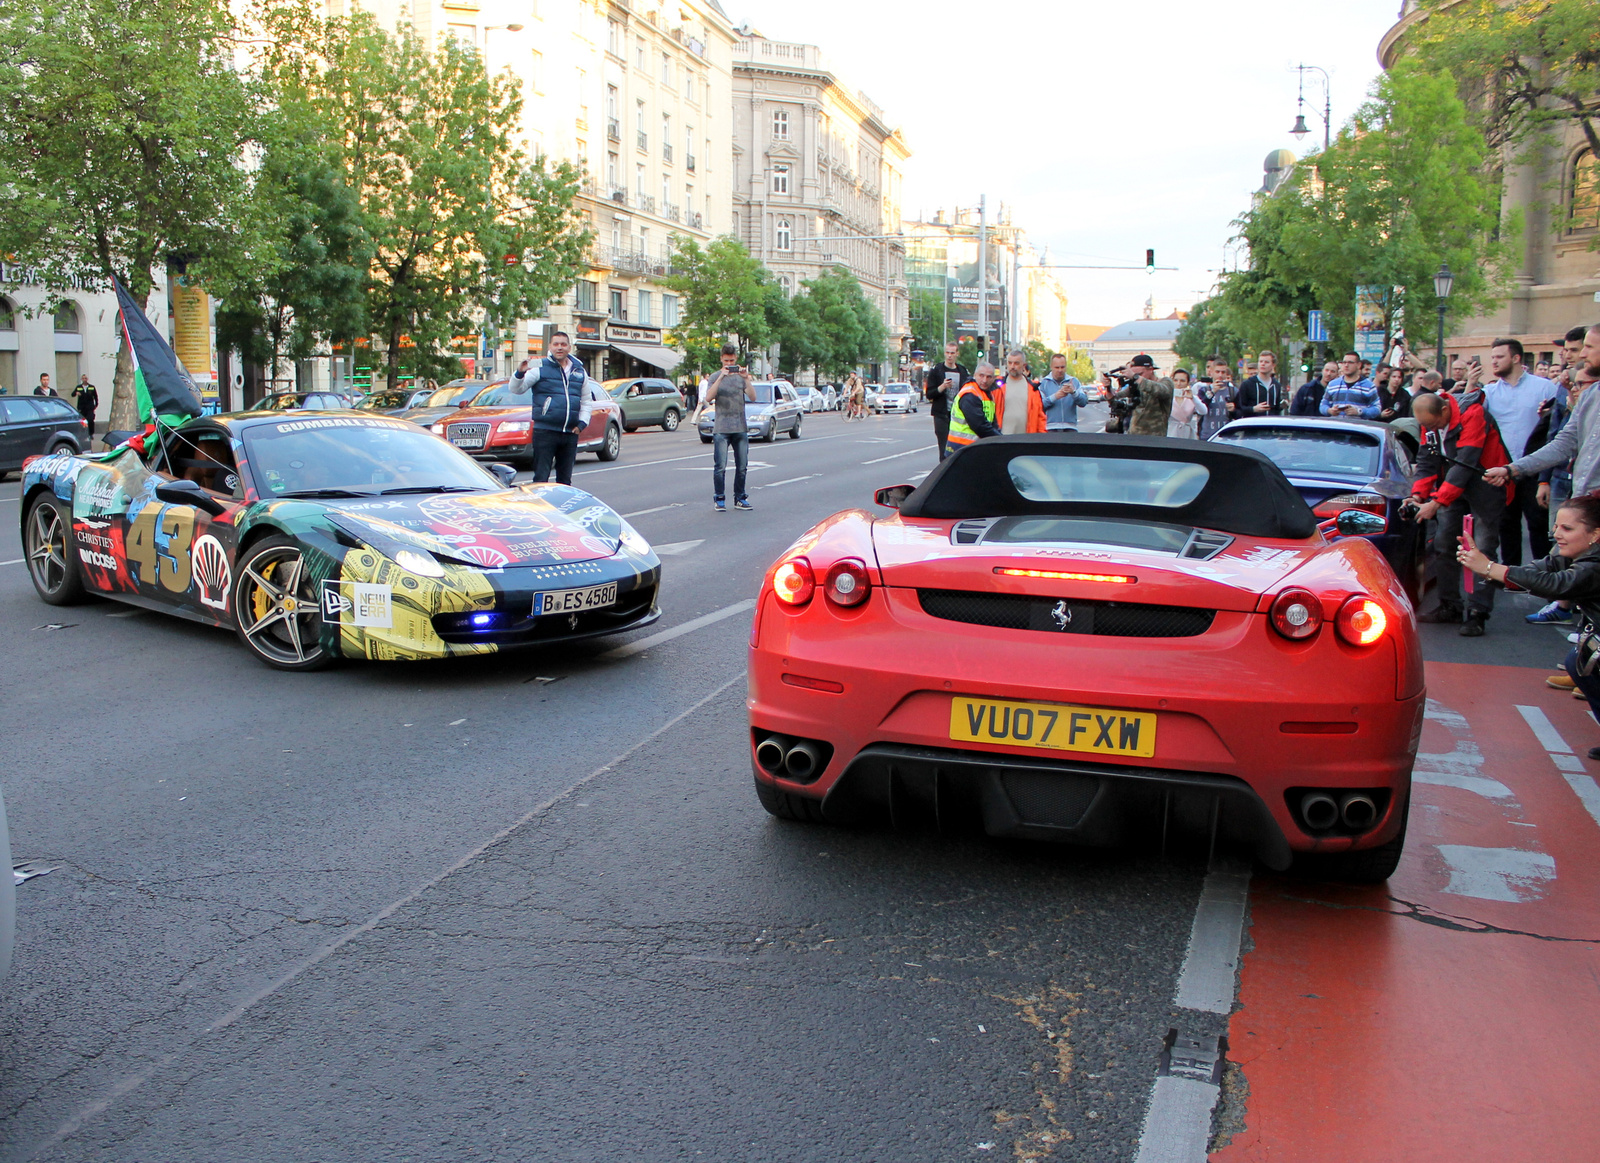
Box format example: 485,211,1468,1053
1410,0,1600,162
663,234,774,374
214,128,371,384
800,267,887,378
0,0,264,430
908,286,952,354
262,9,592,389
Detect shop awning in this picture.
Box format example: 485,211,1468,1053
611,341,682,373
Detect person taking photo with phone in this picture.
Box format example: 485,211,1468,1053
700,344,757,511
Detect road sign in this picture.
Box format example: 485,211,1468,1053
1307,311,1328,343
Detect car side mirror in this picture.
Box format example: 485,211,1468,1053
1335,509,1386,537
485,462,518,487
874,484,916,509
155,477,229,516
458,400,472,408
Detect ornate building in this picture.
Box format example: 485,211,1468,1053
730,31,910,376
1381,1,1600,363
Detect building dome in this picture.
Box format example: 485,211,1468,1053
1264,148,1297,172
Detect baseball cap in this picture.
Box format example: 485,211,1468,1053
1129,354,1156,368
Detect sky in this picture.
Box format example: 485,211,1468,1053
728,0,1408,328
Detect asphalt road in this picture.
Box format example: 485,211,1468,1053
0,400,1450,1161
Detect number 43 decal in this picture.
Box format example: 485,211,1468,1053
126,504,195,592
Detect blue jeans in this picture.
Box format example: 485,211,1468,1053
712,432,749,502
1565,646,1600,722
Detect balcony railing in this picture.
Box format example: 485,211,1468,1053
610,188,628,203
607,119,620,142
636,193,657,213
637,131,648,152
662,143,673,164
664,202,680,222
688,212,703,229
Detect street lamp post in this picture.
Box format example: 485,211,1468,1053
1433,261,1454,375
1289,65,1332,151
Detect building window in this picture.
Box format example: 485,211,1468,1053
635,162,645,196
607,19,621,58
636,38,645,70
685,72,695,101
610,288,626,319
607,151,619,189
0,295,14,395
662,174,671,206
639,226,650,255
637,290,652,326
1570,150,1600,233
54,302,80,333
447,23,476,50
664,294,679,327
773,109,789,139
529,50,542,92
635,99,646,152
772,165,789,195
575,139,586,167
662,113,672,162
611,218,622,249
778,274,793,297
575,280,597,312
661,52,671,83
776,219,792,250
685,127,695,171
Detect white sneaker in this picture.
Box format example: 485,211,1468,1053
1569,632,1582,644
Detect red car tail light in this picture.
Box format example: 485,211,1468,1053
773,557,815,606
1335,595,1388,646
1312,492,1386,519
1270,587,1322,640
824,559,871,607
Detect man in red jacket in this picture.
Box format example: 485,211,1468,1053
1408,389,1514,636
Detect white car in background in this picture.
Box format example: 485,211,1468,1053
873,382,918,414
796,385,827,413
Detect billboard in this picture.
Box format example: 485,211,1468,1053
950,285,1004,352
1353,285,1388,364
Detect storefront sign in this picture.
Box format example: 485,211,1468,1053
574,320,602,343
605,323,662,344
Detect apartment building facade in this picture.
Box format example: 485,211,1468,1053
730,31,910,377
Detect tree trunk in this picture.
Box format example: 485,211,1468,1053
386,318,402,391
107,290,143,436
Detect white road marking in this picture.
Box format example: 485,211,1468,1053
621,503,684,518
0,496,18,502
1515,704,1600,830
652,540,703,557
575,452,705,476
1411,740,1514,800
862,447,932,465
1134,860,1251,1163
1173,864,1251,1013
33,674,746,1157
1135,1076,1220,1163
1436,844,1557,902
755,474,820,490
598,598,757,660
676,460,775,472
1,558,23,567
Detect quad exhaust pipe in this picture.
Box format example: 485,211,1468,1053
1299,790,1381,833
754,733,828,782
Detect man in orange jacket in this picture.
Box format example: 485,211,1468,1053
996,349,1048,434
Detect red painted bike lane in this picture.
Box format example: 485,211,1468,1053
1212,662,1600,1162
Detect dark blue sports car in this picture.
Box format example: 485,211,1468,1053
1211,416,1425,599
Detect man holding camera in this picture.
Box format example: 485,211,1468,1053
1321,352,1381,419
1102,354,1173,437
1236,351,1285,416
699,343,758,511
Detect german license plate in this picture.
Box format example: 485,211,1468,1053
533,582,617,617
949,697,1157,758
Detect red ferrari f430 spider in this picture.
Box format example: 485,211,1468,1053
747,435,1424,882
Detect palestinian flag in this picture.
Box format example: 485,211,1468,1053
106,275,202,455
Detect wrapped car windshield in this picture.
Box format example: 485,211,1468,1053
243,417,498,496
1212,427,1381,477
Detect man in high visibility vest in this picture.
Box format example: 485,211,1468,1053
946,363,1002,450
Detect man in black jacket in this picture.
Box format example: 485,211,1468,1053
1236,350,1285,416
1291,361,1338,415
924,341,968,460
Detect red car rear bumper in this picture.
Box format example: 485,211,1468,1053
748,586,1423,867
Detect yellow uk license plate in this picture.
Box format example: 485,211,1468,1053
949,697,1158,758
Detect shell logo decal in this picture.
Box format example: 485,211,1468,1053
192,535,231,611
461,544,511,568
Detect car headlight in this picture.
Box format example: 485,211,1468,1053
619,521,651,556
498,420,531,435
430,423,445,434
394,548,446,577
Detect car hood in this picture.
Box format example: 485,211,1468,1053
398,405,471,426
1285,473,1408,502
871,516,1324,614
315,485,629,568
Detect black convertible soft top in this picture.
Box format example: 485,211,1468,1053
896,434,1317,540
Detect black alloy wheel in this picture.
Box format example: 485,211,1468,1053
24,494,86,605
231,536,332,671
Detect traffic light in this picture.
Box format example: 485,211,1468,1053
1146,248,1155,270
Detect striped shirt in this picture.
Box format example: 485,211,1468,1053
1319,376,1380,419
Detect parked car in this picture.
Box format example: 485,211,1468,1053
397,380,503,428
359,387,434,415
792,385,828,413
819,385,840,411
606,377,687,432
435,379,623,467
1,396,92,478
697,381,805,443
864,383,884,412
246,391,352,413
874,383,918,414
1211,415,1425,599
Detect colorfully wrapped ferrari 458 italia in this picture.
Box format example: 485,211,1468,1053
20,412,661,670
748,435,1424,882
